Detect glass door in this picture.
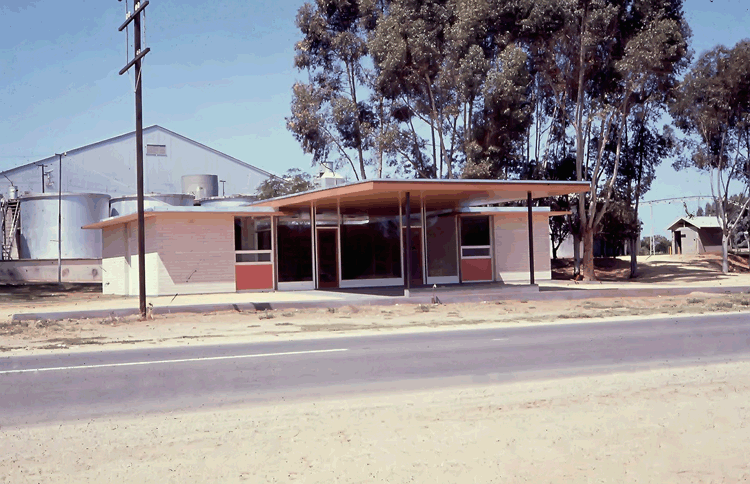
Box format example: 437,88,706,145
317,228,339,288
460,216,493,282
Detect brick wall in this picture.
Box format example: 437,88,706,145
99,214,236,296
153,214,235,295
493,214,552,283
102,224,129,295
127,219,160,296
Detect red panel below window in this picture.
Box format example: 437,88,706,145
461,258,492,282
236,264,273,291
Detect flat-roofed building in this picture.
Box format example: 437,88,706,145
85,179,590,296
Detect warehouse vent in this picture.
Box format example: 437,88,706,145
146,144,167,156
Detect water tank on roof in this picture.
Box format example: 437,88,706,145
18,193,110,260
316,167,345,189
181,174,219,200
110,193,195,217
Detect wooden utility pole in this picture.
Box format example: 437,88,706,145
118,0,151,318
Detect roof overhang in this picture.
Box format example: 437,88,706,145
454,206,570,217
83,206,284,229
256,179,591,212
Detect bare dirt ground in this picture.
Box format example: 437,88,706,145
553,253,750,282
3,256,750,483
3,361,749,483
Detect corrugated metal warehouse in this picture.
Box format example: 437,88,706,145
0,126,272,282
0,126,271,197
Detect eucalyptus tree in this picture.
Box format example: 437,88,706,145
287,0,382,180
670,40,750,273
369,0,534,179
526,0,689,280
618,114,674,277
256,169,315,200
369,0,460,178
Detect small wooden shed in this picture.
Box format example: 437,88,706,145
667,216,723,255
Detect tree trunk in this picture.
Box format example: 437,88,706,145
581,226,596,281
629,236,638,278
573,232,581,276
552,244,558,260
722,233,729,274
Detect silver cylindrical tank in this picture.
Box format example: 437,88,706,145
198,195,257,208
8,186,18,200
19,193,110,260
110,193,195,217
181,174,219,200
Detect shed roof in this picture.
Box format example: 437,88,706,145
666,216,722,232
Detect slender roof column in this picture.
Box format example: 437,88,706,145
405,192,411,296
398,192,404,287
311,201,317,289
527,191,535,285
420,193,427,285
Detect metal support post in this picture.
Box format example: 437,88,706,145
405,192,411,296
527,191,535,285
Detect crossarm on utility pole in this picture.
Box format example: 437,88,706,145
118,0,149,31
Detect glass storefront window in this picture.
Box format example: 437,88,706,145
426,213,458,277
461,247,490,258
277,211,313,282
236,252,272,263
235,217,271,251
460,216,490,247
340,212,402,280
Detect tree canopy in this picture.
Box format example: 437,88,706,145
255,169,315,200
287,0,693,280
670,40,750,273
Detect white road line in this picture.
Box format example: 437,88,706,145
492,338,508,341
0,348,349,375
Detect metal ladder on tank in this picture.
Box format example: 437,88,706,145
1,199,20,260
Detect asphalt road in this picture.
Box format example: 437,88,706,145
2,312,750,426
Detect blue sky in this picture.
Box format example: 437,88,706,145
1,0,749,236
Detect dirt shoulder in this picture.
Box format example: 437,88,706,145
2,253,750,356
1,290,749,356
3,360,749,482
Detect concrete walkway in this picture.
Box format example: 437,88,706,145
6,279,749,322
